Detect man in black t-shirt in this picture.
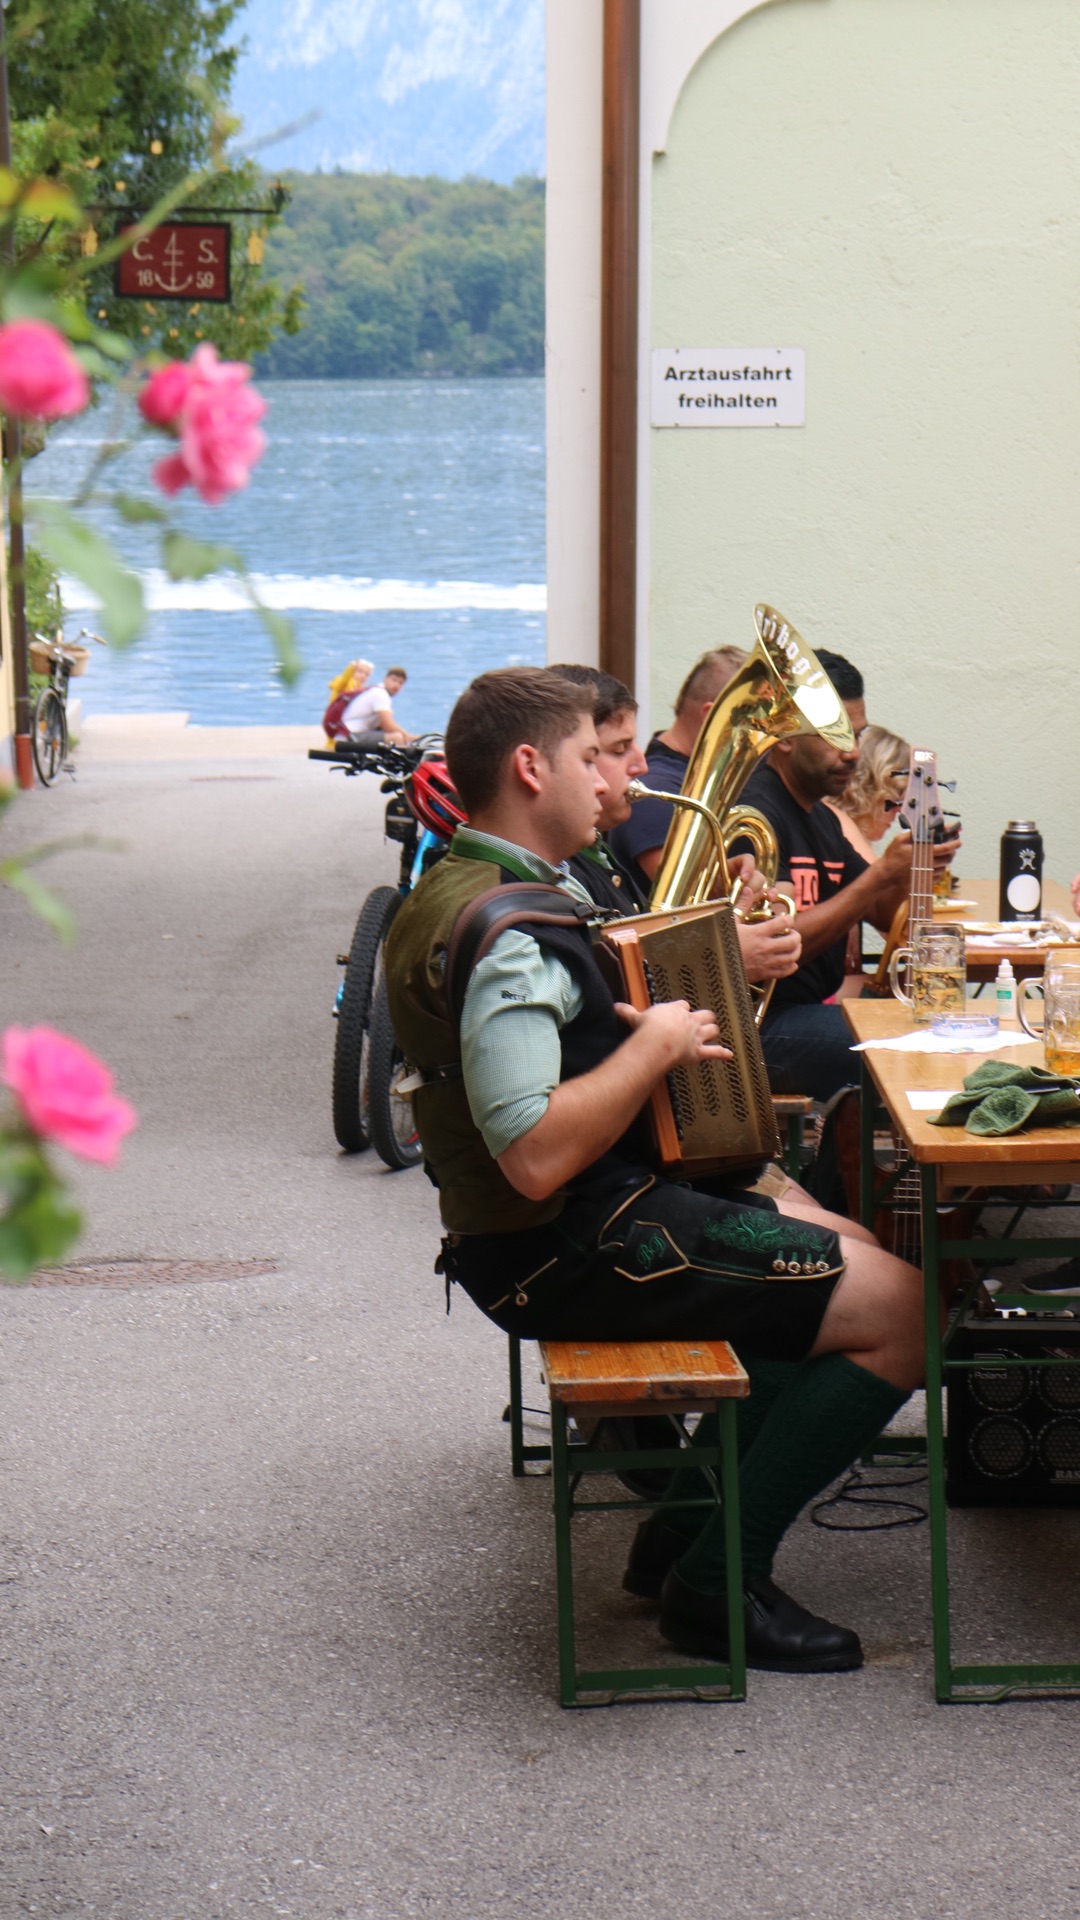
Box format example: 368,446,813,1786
740,652,958,1104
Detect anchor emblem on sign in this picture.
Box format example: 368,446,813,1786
133,228,193,295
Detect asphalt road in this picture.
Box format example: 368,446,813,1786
2,733,1080,1920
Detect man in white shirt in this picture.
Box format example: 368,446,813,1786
343,666,413,746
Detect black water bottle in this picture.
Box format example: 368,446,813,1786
999,820,1043,921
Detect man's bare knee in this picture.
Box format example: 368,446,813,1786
812,1241,924,1390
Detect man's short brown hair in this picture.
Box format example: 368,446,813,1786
546,662,637,728
674,646,747,715
386,665,407,682
445,667,593,814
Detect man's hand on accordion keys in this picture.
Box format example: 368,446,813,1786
614,998,734,1067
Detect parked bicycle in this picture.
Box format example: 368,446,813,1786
309,736,464,1170
28,628,105,786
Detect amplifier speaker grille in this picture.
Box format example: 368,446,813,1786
947,1316,1080,1507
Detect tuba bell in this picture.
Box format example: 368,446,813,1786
647,603,855,913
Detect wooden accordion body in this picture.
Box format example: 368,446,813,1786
593,899,780,1179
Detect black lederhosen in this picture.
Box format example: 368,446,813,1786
442,1169,844,1363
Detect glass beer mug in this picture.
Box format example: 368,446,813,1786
1018,948,1080,1075
889,921,967,1026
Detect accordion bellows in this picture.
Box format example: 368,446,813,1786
593,900,780,1178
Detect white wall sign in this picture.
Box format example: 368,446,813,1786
651,347,805,427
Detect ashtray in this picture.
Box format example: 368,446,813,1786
931,1014,999,1038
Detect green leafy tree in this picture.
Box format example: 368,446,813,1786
257,171,544,380
5,0,302,359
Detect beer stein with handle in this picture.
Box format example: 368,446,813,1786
889,922,966,1026
1018,947,1080,1074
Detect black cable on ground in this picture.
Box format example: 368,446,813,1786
811,1457,928,1531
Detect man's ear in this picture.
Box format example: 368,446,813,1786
770,738,795,760
510,741,544,796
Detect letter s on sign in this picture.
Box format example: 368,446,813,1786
198,236,217,264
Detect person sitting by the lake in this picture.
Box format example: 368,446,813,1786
322,659,373,744
343,665,414,748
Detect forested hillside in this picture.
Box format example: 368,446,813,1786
255,172,544,379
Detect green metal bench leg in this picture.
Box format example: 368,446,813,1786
548,1404,745,1706
719,1399,746,1696
551,1403,579,1705
508,1335,526,1477
507,1335,551,1475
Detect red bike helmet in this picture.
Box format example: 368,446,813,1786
407,759,468,839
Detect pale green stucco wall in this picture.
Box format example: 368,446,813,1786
649,0,1080,881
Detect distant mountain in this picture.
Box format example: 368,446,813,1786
228,0,545,183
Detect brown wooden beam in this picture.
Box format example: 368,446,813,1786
599,0,640,696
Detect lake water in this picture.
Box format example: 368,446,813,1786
25,378,546,734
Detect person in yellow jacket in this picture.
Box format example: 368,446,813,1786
323,659,374,746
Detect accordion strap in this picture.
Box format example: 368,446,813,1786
445,883,595,1028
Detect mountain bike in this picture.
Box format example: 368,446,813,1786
309,736,462,1170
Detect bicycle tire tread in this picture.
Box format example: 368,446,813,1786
331,884,399,1151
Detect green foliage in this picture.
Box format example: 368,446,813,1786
31,500,145,646
0,1130,81,1280
256,172,545,380
21,543,61,637
4,0,301,360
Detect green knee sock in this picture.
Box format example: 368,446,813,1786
657,1357,798,1541
676,1354,910,1594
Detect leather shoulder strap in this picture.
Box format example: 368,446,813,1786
445,883,595,1028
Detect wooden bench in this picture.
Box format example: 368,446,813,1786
538,1337,749,1707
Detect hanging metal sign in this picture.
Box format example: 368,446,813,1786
114,222,232,302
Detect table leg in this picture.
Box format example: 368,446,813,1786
859,1057,876,1233
921,1165,954,1701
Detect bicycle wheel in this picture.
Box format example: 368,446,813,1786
31,688,67,787
367,973,423,1171
331,885,400,1151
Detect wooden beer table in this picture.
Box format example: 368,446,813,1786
843,998,1080,1702
938,876,1075,983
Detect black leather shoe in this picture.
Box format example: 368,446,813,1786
622,1515,692,1600
659,1566,863,1673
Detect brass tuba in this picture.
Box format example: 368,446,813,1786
630,604,855,1020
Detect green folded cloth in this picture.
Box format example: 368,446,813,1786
930,1060,1080,1135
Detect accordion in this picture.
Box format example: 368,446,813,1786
593,899,780,1178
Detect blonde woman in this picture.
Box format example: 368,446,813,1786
323,660,374,744
827,725,910,990
828,725,910,859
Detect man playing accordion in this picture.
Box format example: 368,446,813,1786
385,667,924,1676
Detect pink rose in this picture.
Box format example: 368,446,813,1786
144,343,267,506
0,320,90,421
138,357,192,428
2,1026,138,1168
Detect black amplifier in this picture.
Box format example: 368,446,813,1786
946,1310,1080,1507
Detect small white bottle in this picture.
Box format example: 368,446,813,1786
996,957,1017,1027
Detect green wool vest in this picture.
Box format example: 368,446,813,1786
385,852,565,1234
